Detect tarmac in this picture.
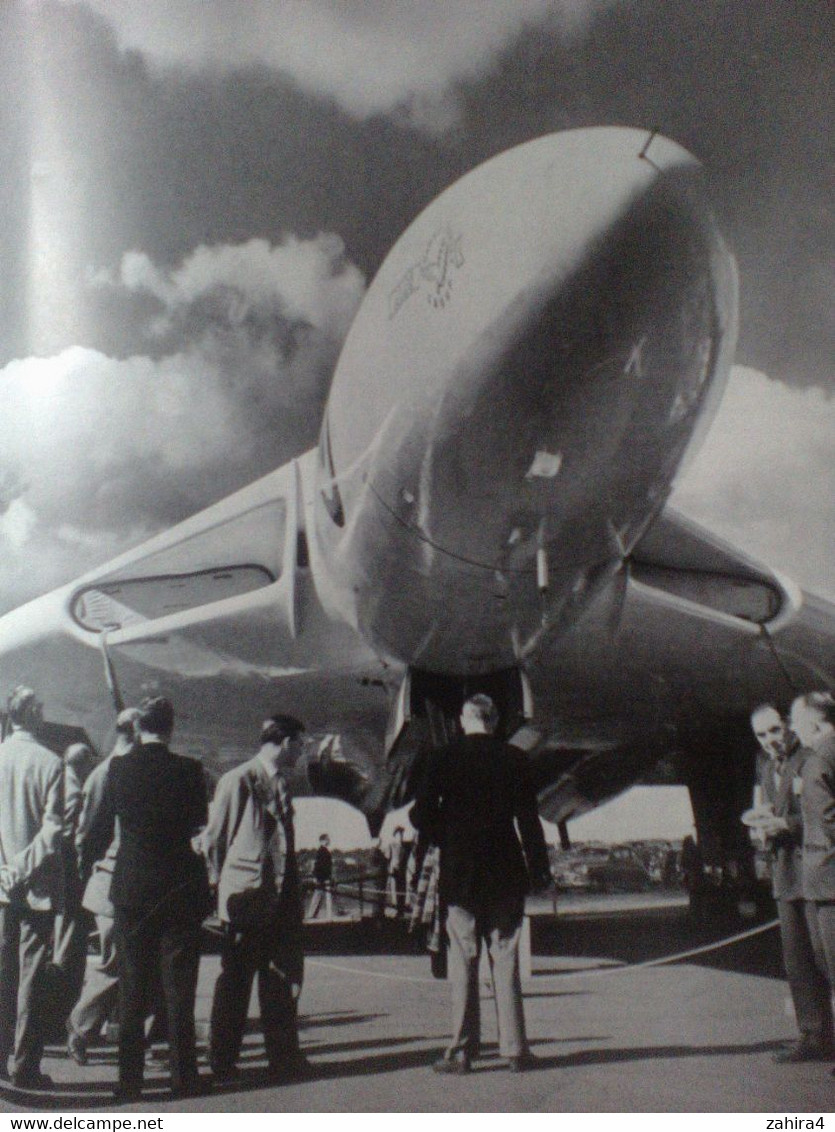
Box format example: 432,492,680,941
0,905,833,1114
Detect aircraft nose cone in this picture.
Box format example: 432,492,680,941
318,127,737,670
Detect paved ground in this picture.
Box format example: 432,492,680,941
0,910,832,1114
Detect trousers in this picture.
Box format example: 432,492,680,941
68,914,119,1042
0,904,53,1078
445,896,527,1060
114,902,202,1092
210,919,301,1072
777,897,834,1045
805,901,835,1005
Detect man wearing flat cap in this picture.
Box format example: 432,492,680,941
203,714,310,1084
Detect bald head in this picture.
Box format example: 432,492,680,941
750,704,792,762
789,692,835,750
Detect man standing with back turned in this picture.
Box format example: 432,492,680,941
84,696,210,1103
0,687,63,1089
410,693,551,1075
748,704,834,1062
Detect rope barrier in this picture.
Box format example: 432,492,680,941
533,917,780,981
307,917,781,987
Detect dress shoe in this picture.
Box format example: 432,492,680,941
432,1054,471,1075
266,1055,313,1084
11,1070,53,1090
773,1040,834,1063
504,1050,536,1068
66,1028,88,1067
507,1051,539,1073
113,1084,143,1105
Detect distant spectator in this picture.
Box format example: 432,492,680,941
386,827,409,919
307,834,345,920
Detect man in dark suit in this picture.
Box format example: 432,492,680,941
84,696,210,1103
307,834,343,920
410,693,551,1075
748,704,834,1062
790,691,835,1077
202,715,309,1084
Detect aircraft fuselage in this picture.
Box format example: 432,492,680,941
313,128,738,675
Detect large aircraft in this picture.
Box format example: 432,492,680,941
1,127,833,870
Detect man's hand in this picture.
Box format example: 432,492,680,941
0,865,20,895
760,815,789,840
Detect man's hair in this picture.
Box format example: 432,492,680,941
7,686,39,727
462,693,499,732
260,714,305,747
115,707,141,736
793,690,835,727
319,833,330,844
750,702,781,725
64,742,93,768
136,696,175,738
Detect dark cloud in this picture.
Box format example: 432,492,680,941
0,0,832,609
5,1,830,387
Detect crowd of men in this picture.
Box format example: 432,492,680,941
0,683,833,1101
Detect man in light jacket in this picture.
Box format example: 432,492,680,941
203,714,309,1084
0,686,63,1089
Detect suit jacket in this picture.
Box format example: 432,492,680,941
757,746,806,900
801,734,835,901
76,749,122,917
201,755,299,924
410,733,551,913
0,729,63,911
85,741,209,912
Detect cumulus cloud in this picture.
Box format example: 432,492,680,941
673,366,835,600
64,0,614,126
0,233,365,609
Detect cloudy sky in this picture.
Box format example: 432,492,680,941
0,0,832,613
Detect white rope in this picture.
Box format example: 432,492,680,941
306,918,780,987
535,917,780,981
307,957,440,985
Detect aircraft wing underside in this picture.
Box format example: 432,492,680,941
0,452,833,835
